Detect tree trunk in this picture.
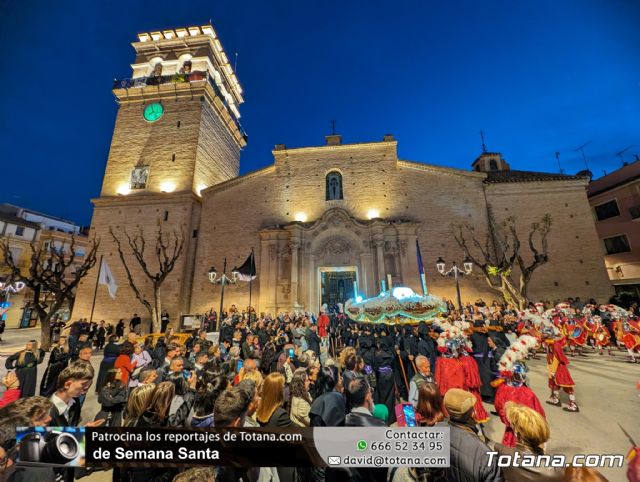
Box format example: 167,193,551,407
151,285,162,333
39,313,52,351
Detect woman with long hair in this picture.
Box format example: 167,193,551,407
5,340,44,397
137,382,175,427
39,336,70,397
166,372,196,427
416,382,447,426
256,372,291,427
309,365,346,427
191,371,228,427
123,383,155,427
96,368,128,427
289,368,312,427
114,342,136,386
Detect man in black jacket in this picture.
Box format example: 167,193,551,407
306,324,321,357
345,378,386,482
345,377,385,427
443,388,504,482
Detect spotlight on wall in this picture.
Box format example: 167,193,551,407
196,184,207,197
160,181,176,193
367,209,380,220
294,212,307,222
116,184,131,196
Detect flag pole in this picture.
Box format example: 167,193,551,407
89,254,103,323
248,248,254,321
416,239,428,296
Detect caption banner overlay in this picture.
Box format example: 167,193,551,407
86,427,450,468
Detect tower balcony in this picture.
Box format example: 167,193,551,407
112,71,247,147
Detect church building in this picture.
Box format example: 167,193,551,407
71,25,613,324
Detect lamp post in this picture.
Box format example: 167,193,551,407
208,258,238,332
435,256,473,311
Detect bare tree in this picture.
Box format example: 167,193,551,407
452,213,552,309
109,224,184,333
0,236,99,350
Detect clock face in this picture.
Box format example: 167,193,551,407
143,103,164,122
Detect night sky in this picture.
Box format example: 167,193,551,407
1,0,638,225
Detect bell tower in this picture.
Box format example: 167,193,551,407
72,25,247,325
102,25,246,197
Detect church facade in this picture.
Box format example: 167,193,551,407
71,26,613,324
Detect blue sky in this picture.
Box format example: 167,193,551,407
0,0,638,224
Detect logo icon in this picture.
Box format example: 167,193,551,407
357,440,367,451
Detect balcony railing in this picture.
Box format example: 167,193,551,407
113,71,247,141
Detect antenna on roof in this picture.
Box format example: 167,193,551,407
331,120,337,135
602,170,607,176
616,145,634,165
554,152,564,174
634,154,640,162
234,52,239,73
480,130,487,153
573,141,591,170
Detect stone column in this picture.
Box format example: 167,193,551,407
374,236,385,289
308,254,317,313
289,240,301,308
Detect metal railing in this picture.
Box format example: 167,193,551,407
113,71,247,140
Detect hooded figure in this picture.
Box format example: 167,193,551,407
374,334,397,424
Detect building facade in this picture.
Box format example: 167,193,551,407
0,204,87,328
71,25,613,326
587,159,640,296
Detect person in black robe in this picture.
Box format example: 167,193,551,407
95,321,107,350
39,336,70,397
396,326,418,399
469,318,496,403
357,327,377,391
5,340,44,397
417,322,438,371
374,336,397,424
95,335,121,393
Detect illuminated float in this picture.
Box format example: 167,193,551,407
344,286,447,325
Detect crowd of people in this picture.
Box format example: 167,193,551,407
0,297,637,482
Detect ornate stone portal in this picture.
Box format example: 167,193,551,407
258,208,420,314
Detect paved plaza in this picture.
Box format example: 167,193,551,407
1,328,637,481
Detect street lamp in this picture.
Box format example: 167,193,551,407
435,256,473,311
208,257,238,331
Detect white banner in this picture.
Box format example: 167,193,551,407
98,259,118,299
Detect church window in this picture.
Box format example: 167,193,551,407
489,159,499,171
172,154,176,162
164,211,169,221
192,229,198,238
326,171,343,200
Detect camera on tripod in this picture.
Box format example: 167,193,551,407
19,431,80,465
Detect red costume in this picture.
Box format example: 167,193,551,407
317,313,330,338
622,320,640,351
494,383,545,446
565,317,587,348
546,337,574,388
435,354,489,423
